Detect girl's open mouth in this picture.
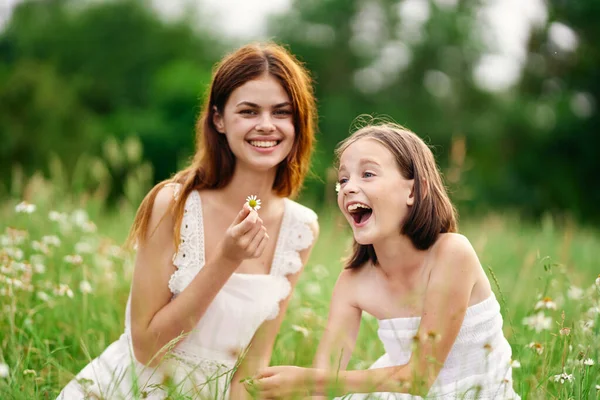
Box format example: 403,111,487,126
348,203,372,226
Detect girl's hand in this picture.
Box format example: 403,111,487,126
219,203,269,263
248,366,313,399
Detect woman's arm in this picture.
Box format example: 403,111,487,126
129,186,268,365
230,220,319,399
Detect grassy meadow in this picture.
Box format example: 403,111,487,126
0,170,599,399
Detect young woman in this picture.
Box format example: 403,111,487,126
253,122,519,399
59,42,319,399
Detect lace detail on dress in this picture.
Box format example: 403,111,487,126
168,190,205,295
265,200,318,320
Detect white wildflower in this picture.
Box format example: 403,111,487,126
510,359,521,368
64,254,83,265
580,319,594,333
37,292,50,302
523,312,553,332
304,282,321,296
527,342,544,355
596,384,600,390
335,182,341,193
5,247,24,260
42,235,61,247
15,201,36,213
75,242,94,254
22,369,36,377
291,325,310,337
535,297,557,310
0,363,9,378
567,286,584,300
245,195,262,211
583,358,594,366
71,209,90,228
31,241,49,255
79,280,93,294
559,327,571,336
48,211,68,223
54,284,74,298
552,372,574,384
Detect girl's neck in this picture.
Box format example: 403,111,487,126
373,235,429,278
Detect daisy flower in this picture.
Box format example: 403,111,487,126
534,296,557,310
335,182,341,193
245,195,261,211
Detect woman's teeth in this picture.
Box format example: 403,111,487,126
249,140,278,148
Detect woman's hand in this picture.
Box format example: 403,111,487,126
219,203,269,264
247,366,314,399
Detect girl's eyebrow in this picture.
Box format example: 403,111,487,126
235,101,291,108
360,158,381,167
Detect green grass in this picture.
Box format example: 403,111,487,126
0,192,599,399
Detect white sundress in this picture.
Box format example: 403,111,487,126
58,186,318,399
338,293,521,400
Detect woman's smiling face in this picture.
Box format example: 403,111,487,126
213,73,295,173
337,137,415,245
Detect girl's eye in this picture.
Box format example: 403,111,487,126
338,178,348,185
363,172,375,178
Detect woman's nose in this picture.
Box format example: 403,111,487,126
255,113,276,132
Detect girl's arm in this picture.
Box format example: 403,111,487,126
256,234,480,398
230,220,319,399
129,186,267,365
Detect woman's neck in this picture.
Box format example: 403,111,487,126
373,235,429,278
216,165,281,210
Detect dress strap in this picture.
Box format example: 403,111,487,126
167,190,205,295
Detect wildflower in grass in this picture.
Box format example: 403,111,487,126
594,274,600,287
82,221,97,233
15,201,36,213
31,254,46,274
596,384,600,390
31,241,49,255
579,319,594,333
583,358,594,366
527,342,544,355
304,282,321,296
6,228,27,245
245,195,261,211
0,363,9,378
80,280,93,294
37,292,50,302
4,247,24,260
291,325,310,337
559,327,571,336
71,209,90,228
75,242,94,254
510,359,521,368
49,211,68,223
567,285,584,300
335,182,341,193
64,254,83,265
22,369,36,377
54,284,74,298
522,311,552,332
587,305,600,316
42,235,61,247
552,372,574,384
534,296,557,310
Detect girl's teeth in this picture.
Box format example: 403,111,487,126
249,140,278,148
347,203,370,212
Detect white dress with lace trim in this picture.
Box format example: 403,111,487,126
58,185,317,399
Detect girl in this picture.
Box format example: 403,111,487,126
59,42,319,399
253,122,519,399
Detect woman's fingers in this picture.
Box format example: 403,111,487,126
252,231,269,258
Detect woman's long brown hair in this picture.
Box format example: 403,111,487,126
127,42,317,248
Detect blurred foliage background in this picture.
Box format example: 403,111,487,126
0,0,598,223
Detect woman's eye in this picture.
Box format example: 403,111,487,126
239,109,257,115
274,109,292,117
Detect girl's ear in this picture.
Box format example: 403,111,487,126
407,179,415,207
407,178,427,207
213,106,225,134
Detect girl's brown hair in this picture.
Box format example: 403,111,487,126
336,122,457,269
127,42,317,247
